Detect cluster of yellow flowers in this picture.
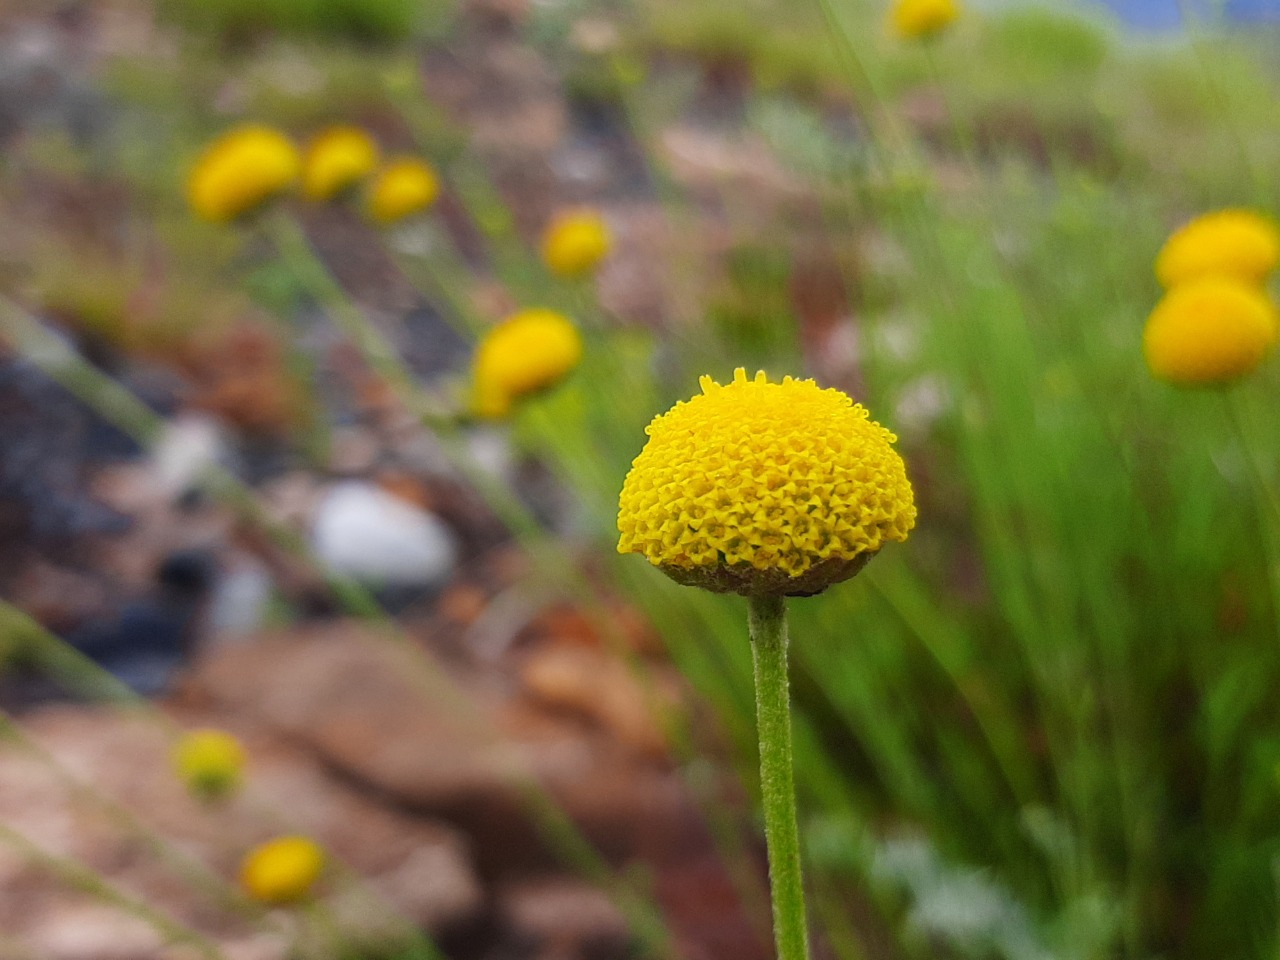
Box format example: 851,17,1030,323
171,729,326,905
617,369,916,596
1144,209,1280,386
187,123,440,225
190,130,605,420
889,0,960,40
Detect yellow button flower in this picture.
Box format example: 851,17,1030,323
367,158,440,224
1143,278,1278,386
889,0,960,40
172,729,245,802
187,125,301,223
1156,209,1280,288
301,126,379,201
618,368,916,596
541,209,611,279
472,308,583,418
240,836,326,905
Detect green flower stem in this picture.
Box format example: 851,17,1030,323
748,593,810,960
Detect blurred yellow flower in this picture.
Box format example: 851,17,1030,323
541,209,611,279
889,0,960,40
1156,209,1280,288
172,728,245,801
1144,278,1278,386
187,125,300,223
301,126,379,201
240,836,325,905
472,308,583,418
617,368,916,596
367,158,440,224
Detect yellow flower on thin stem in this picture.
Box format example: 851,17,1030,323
301,126,379,201
240,836,326,905
618,368,916,596
541,209,612,279
1156,209,1280,288
889,0,960,40
188,125,301,223
617,368,915,960
1144,277,1278,387
472,308,583,418
367,158,440,224
172,728,246,802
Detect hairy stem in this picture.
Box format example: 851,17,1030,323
749,593,810,960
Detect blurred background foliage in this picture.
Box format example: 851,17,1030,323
4,0,1280,957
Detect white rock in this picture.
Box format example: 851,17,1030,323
311,482,457,588
150,413,228,498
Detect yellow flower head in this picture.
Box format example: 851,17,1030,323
1143,277,1278,387
301,126,379,201
367,158,440,224
889,0,960,40
1156,209,1280,288
187,125,301,223
617,369,916,597
541,209,612,279
240,836,326,905
472,308,583,418
172,729,246,801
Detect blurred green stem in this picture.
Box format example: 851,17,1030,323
749,594,810,960
1222,391,1280,638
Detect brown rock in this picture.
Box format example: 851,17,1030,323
498,877,630,959
0,703,483,954
191,623,707,871
519,645,678,759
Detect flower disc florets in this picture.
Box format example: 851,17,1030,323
1156,209,1280,288
617,369,916,596
1143,277,1278,386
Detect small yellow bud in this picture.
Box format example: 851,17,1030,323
301,126,379,201
889,0,960,40
240,836,326,905
367,158,440,224
472,309,583,418
1143,278,1278,387
172,729,245,802
1155,209,1280,288
187,125,300,223
541,209,611,279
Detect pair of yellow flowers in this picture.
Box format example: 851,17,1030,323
173,729,325,905
189,124,439,225
1144,210,1280,386
474,209,611,417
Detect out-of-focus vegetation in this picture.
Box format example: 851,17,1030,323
154,0,444,44
4,0,1280,957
